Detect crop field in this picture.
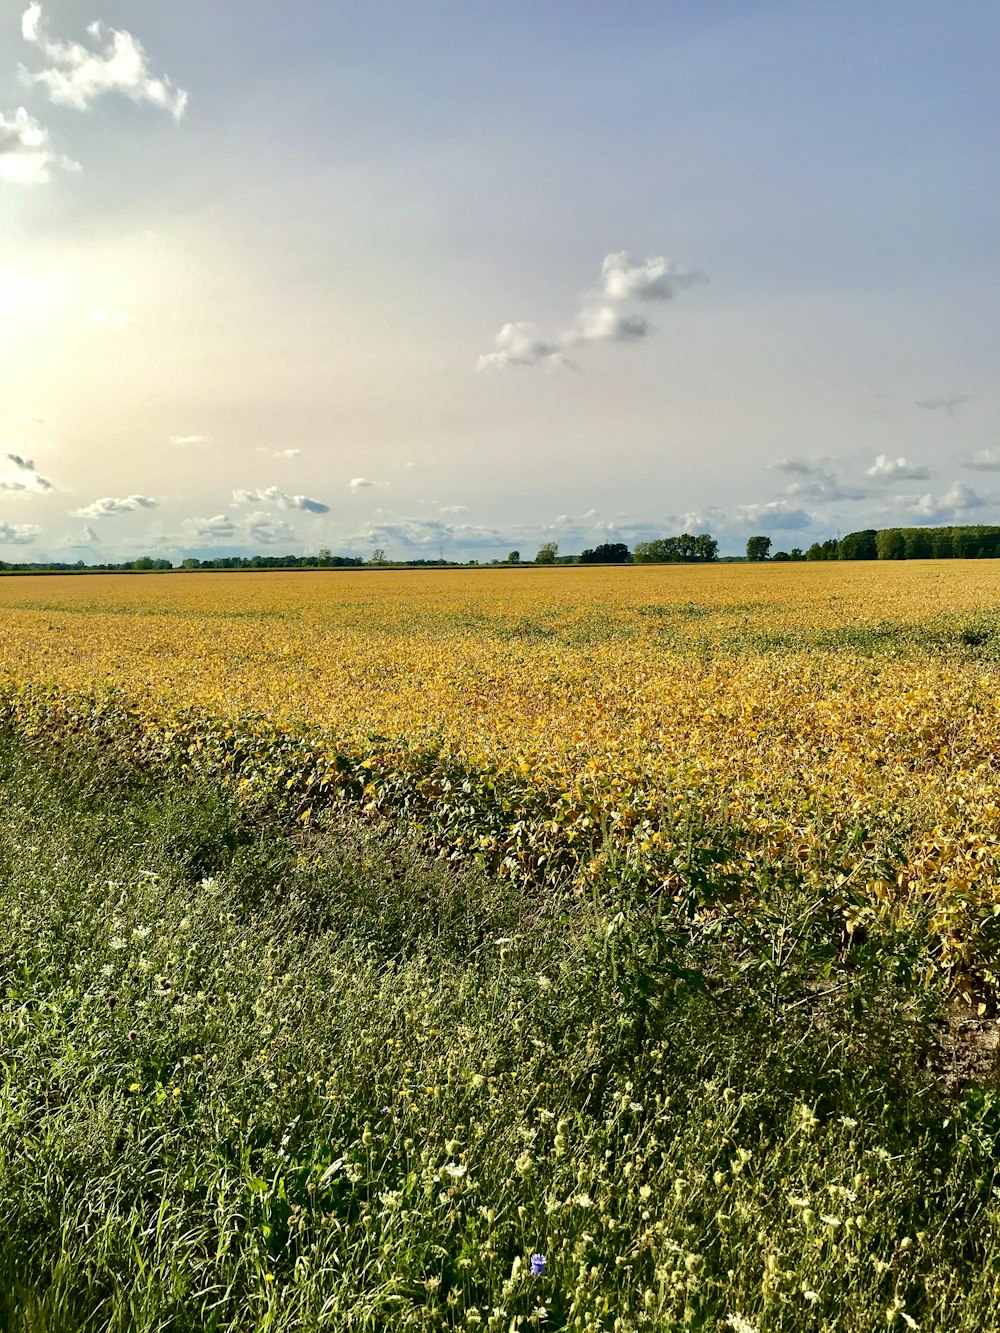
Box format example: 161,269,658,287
2,562,1000,985
4,562,1000,1332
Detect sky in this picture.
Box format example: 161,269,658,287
0,1,997,561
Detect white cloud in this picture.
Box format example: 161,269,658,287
1,450,53,492
274,448,301,459
72,494,157,518
348,477,376,491
784,470,865,503
573,305,648,342
0,105,77,184
0,520,40,544
349,517,503,552
598,251,707,302
898,483,988,523
736,500,812,530
168,434,206,447
244,511,294,545
182,514,237,541
180,511,296,548
232,485,329,514
476,322,566,371
966,448,1000,472
478,249,704,371
21,5,188,120
439,504,468,514
866,454,930,481
673,507,727,532
761,459,866,506
58,524,99,549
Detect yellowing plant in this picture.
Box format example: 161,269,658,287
2,560,1000,985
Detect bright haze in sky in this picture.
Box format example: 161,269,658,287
1,1,997,561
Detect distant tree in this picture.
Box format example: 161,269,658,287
535,541,558,565
579,542,631,564
876,529,905,560
746,535,772,562
952,530,979,558
631,534,719,564
839,530,878,561
507,550,521,564
772,550,790,562
789,547,804,560
693,533,719,562
369,547,387,566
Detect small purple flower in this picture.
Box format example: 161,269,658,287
530,1253,546,1277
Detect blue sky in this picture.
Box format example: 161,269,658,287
1,1,997,559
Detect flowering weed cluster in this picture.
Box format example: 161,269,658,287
1,735,999,1330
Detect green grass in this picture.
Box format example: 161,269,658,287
1,732,999,1331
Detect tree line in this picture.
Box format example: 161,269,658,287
798,526,1000,561
3,525,995,575
531,534,720,565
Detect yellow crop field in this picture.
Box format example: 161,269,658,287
3,560,1000,983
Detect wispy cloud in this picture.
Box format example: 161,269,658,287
766,458,864,503
182,514,237,541
21,5,188,120
785,473,865,502
58,524,99,549
90,308,136,332
168,434,206,448
966,448,1000,472
915,396,972,418
231,485,329,514
348,477,376,492
274,448,301,459
245,512,295,545
348,517,503,552
768,458,819,476
0,105,77,184
72,495,157,518
866,454,930,481
477,250,705,370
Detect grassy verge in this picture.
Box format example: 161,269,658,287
1,732,999,1331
